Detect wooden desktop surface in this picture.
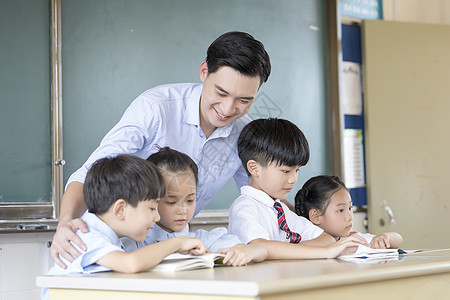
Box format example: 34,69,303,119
37,249,450,299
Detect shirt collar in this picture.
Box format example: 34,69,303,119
209,122,233,139
183,83,234,139
149,223,190,241
184,84,203,126
172,224,190,237
82,211,123,248
240,185,279,207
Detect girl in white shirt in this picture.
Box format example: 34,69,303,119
295,175,403,249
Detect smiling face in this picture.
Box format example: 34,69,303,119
199,62,261,137
316,188,353,239
157,170,197,233
124,199,160,242
249,161,300,200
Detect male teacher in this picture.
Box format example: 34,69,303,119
51,31,271,268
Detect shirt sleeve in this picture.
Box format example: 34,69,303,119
48,230,124,275
193,227,241,252
66,96,160,186
228,198,271,244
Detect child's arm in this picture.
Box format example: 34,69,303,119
249,234,367,260
217,243,268,266
96,236,208,273
370,232,404,249
297,232,336,247
293,231,370,248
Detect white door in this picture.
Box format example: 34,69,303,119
362,20,450,249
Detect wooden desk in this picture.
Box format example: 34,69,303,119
36,250,450,299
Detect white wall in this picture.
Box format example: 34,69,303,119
0,232,53,300
384,0,450,24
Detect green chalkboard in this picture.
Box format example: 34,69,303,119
62,0,331,209
0,0,52,203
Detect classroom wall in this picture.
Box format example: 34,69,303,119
61,0,331,209
1,2,448,299
383,0,450,24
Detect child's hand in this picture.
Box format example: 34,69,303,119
328,234,369,257
217,244,268,266
217,245,250,266
175,237,209,255
370,233,390,249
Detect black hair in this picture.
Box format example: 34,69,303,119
294,175,347,219
238,118,309,176
84,155,166,214
147,147,198,184
206,31,271,84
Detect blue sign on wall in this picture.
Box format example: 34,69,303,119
340,0,383,20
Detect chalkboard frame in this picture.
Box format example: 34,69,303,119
0,0,61,222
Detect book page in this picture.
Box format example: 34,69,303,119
337,245,419,263
150,253,225,272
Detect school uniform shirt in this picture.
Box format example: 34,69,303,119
67,83,250,215
228,186,324,244
122,223,242,253
42,211,125,300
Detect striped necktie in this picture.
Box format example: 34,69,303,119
273,201,302,243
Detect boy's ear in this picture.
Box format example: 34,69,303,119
113,199,127,220
309,209,321,225
247,160,259,177
200,61,208,82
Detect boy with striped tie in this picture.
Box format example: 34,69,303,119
228,118,368,259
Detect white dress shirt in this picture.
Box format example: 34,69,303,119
228,186,323,244
67,83,250,215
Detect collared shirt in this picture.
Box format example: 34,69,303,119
47,211,124,275
228,186,323,244
122,223,241,253
67,83,250,215
42,212,124,300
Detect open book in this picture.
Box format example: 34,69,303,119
150,253,226,272
337,245,417,263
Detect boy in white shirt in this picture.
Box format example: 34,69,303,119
43,155,208,299
228,118,368,259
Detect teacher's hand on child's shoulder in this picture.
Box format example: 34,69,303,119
50,218,88,269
